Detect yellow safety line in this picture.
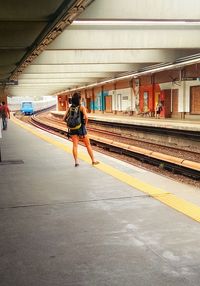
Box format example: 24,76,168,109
12,116,200,222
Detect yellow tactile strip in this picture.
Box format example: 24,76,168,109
12,115,200,222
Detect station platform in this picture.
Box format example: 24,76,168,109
1,117,200,286
51,111,200,132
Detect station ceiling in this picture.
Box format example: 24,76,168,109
1,0,200,97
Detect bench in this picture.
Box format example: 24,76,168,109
137,110,154,117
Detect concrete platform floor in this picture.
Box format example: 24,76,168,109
0,119,200,286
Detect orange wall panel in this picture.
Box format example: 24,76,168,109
183,64,200,79
103,83,115,91
154,70,180,84
115,79,130,89
139,76,152,86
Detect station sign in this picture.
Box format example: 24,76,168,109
0,80,18,86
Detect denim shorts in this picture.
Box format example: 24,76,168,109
69,124,87,137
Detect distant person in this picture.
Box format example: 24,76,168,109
0,101,10,130
63,92,99,167
155,102,162,119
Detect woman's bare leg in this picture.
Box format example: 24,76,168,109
71,135,79,165
82,135,99,164
82,135,94,161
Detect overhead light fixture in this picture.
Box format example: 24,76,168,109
72,20,200,26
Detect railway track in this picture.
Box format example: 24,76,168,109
16,112,200,182
88,118,200,142
87,126,200,160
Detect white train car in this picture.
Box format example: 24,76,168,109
20,98,56,115
8,96,56,113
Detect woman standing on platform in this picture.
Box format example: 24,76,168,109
63,92,99,167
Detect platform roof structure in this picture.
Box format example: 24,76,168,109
1,0,200,97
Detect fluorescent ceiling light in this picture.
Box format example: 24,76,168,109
72,20,200,26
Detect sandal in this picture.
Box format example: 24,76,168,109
92,161,100,165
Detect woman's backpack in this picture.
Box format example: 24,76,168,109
65,105,81,130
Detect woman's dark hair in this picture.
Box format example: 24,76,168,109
71,92,81,106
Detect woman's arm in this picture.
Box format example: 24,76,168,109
80,106,88,126
63,109,69,122
7,106,10,118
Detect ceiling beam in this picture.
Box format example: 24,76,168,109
23,63,139,73
19,72,113,79
33,49,200,65
10,0,95,80
48,26,200,50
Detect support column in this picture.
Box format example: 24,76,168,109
0,118,2,162
113,83,117,114
92,88,95,113
0,87,8,104
101,86,104,114
129,79,134,115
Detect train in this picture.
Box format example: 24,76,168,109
20,98,56,115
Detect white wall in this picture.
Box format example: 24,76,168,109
109,87,134,111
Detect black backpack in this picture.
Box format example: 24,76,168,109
65,105,81,130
